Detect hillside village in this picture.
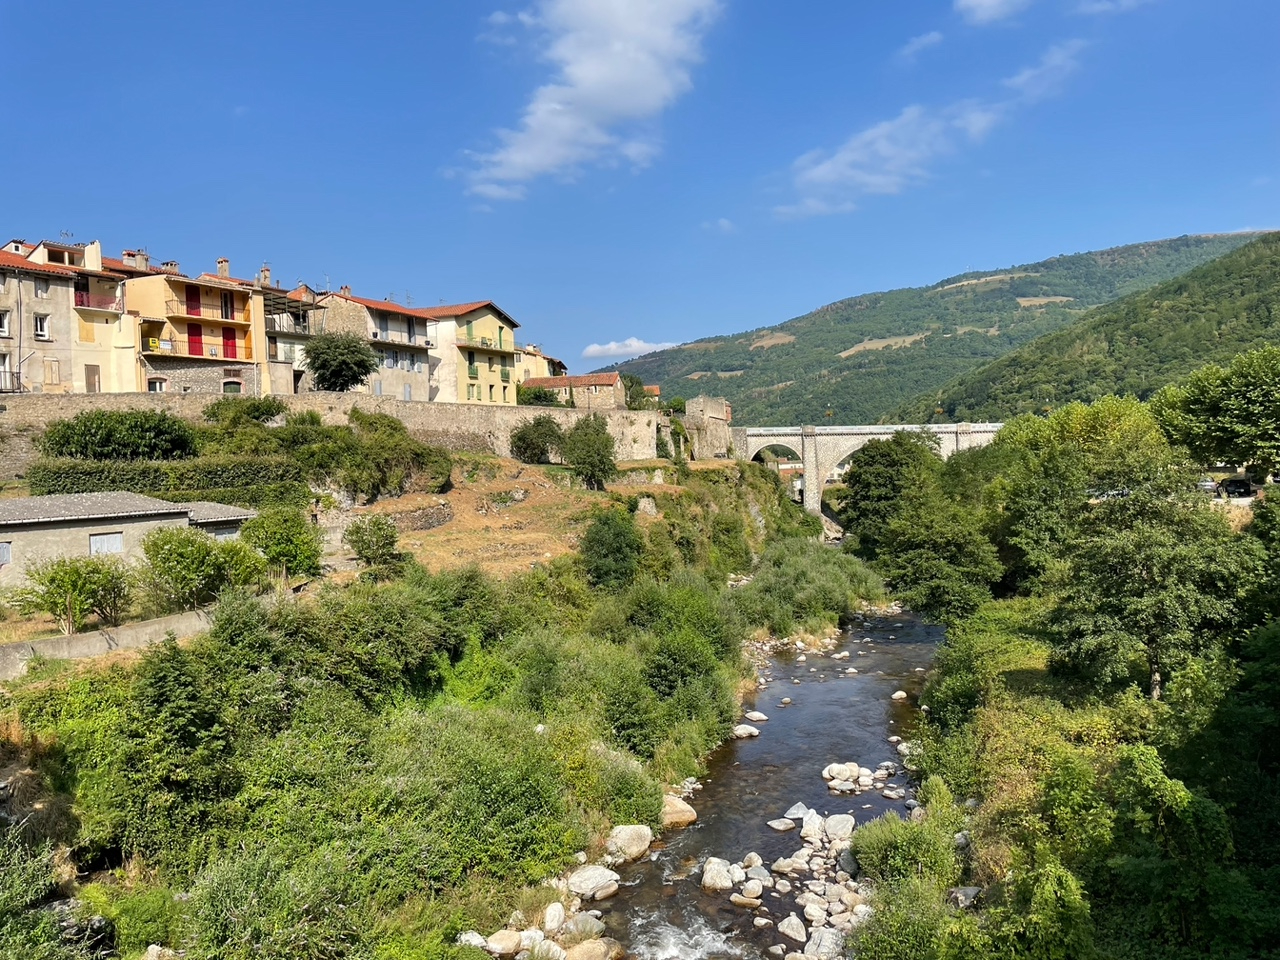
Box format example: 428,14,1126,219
0,236,656,410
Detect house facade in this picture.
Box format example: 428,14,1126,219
417,301,522,406
517,344,568,383
520,372,627,411
319,288,439,401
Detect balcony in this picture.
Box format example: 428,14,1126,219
143,336,253,361
500,368,511,382
165,299,248,324
0,371,21,393
74,292,123,313
266,315,314,336
371,329,434,348
456,335,521,354
467,363,479,379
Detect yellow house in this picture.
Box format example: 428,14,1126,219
517,344,568,382
123,258,269,395
413,301,522,406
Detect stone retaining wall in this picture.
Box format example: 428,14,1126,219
0,609,213,682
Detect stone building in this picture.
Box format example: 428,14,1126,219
319,288,440,401
0,492,254,588
520,372,628,411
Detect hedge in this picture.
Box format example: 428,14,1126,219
27,456,304,496
155,483,313,509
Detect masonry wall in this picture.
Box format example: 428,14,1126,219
0,392,660,479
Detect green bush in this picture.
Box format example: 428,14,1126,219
847,878,954,960
580,509,643,588
850,811,961,886
203,395,288,425
39,409,197,461
155,482,313,509
241,508,325,578
139,527,266,613
10,555,133,634
733,538,884,634
0,833,68,959
27,455,303,496
561,414,617,490
344,515,402,568
510,415,565,464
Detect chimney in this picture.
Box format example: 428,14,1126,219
259,263,272,287
216,257,230,278
339,284,351,296
161,260,180,273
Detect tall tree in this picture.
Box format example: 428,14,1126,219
561,414,617,490
304,333,380,392
835,431,943,560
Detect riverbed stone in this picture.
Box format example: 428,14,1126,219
662,795,698,828
769,818,798,831
891,690,908,701
778,915,808,942
743,879,765,899
784,802,810,819
824,815,855,841
803,903,828,923
605,825,652,863
593,881,619,901
776,879,793,894
746,711,770,722
702,857,735,892
748,866,773,883
800,811,826,841
562,914,605,940
743,852,763,868
531,943,567,960
487,930,523,956
804,926,845,958
733,724,761,739
542,902,565,934
565,939,623,960
731,893,764,909
567,866,619,899
754,917,774,928
458,932,488,950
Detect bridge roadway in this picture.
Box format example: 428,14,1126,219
731,422,1003,515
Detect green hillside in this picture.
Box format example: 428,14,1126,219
607,234,1261,425
896,231,1280,423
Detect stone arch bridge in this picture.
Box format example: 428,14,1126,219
732,423,1003,514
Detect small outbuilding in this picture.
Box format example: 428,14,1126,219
0,492,256,588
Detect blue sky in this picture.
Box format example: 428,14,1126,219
2,0,1275,367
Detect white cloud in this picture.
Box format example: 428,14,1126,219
702,217,737,233
582,337,678,359
469,0,721,200
900,31,944,59
776,41,1083,218
1077,0,1154,13
955,0,1033,24
1002,39,1086,102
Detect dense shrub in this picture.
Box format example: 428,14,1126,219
733,538,883,634
10,555,133,634
561,414,617,490
203,395,288,425
139,527,266,613
0,833,68,959
39,409,197,461
240,508,325,578
344,515,402,568
303,332,380,392
580,509,643,588
510,414,564,464
27,456,303,496
849,811,961,887
156,482,313,509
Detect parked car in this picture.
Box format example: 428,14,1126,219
1220,477,1255,498
1195,477,1219,494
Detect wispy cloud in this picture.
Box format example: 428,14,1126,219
955,0,1034,24
469,0,721,201
900,31,945,59
1077,0,1154,13
776,41,1085,218
702,217,737,234
582,337,678,359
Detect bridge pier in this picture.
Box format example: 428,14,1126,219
801,425,822,516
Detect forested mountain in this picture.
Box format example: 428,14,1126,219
606,234,1260,426
897,231,1280,422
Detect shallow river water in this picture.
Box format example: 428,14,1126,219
597,613,942,959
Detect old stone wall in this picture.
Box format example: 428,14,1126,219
0,392,660,479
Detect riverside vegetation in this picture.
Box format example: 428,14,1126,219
828,354,1280,959
0,427,896,959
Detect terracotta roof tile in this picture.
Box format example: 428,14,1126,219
0,250,76,277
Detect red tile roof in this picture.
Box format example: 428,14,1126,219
522,373,620,389
643,385,661,396
323,291,443,320
0,250,76,277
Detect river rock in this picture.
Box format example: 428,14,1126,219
542,901,566,933
662,794,698,828
730,864,747,884
746,711,770,722
742,879,764,899
568,866,619,899
531,943,568,960
731,893,764,909
823,814,855,841
565,939,623,960
605,825,653,862
778,914,808,942
948,886,982,909
891,690,907,701
733,724,761,739
781,697,792,705
487,930,524,956
754,917,774,928
776,879,793,894
800,811,826,841
702,857,735,892
785,802,810,819
803,902,828,923
593,881,619,901
521,929,546,949
457,931,489,949
563,914,606,940
748,866,774,884
769,818,798,831
744,852,763,868
805,926,845,958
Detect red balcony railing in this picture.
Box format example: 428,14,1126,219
143,336,252,361
165,299,246,323
75,291,123,311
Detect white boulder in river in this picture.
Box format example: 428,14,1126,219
732,724,761,739
605,825,652,862
662,794,698,827
701,857,735,892
745,711,770,722
785,802,811,819
892,690,908,701
825,814,856,841
806,926,845,959
542,901,565,933
567,865,619,899
778,914,808,942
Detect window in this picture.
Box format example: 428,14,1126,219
148,378,167,392
374,380,383,396
467,350,475,365
407,318,416,342
34,277,50,299
222,380,243,394
89,532,124,555
489,384,495,402
221,291,234,320
34,315,50,340
502,386,508,402
43,358,59,385
0,542,9,565
466,384,474,400
403,384,412,401
0,310,8,336
488,356,495,371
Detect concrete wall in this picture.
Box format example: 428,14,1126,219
0,608,213,682
0,391,660,477
0,512,191,588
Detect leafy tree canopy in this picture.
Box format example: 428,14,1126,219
510,415,565,464
561,414,617,490
304,332,380,392
40,410,197,461
516,384,563,406
836,431,943,560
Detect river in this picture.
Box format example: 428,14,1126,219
597,611,941,959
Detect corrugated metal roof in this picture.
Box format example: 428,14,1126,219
0,492,190,526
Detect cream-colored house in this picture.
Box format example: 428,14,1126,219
416,301,522,406
517,344,568,383
319,288,439,401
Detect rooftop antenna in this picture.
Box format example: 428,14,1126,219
405,291,414,306
60,230,74,240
